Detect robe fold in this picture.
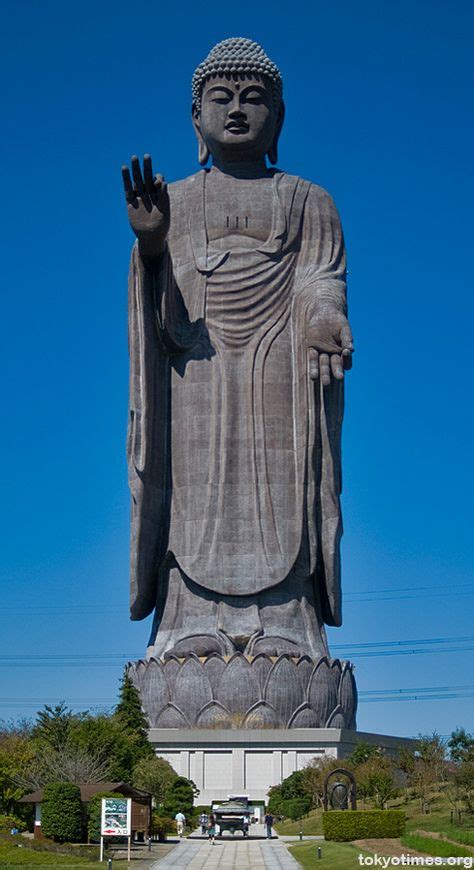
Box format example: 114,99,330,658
128,170,347,627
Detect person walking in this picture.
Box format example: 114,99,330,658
199,811,209,835
264,811,273,839
207,813,216,845
175,811,186,838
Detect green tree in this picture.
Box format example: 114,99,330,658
33,704,73,751
41,782,83,842
449,728,474,765
349,742,380,767
115,672,150,740
132,756,177,806
355,755,399,809
162,776,198,821
400,733,446,813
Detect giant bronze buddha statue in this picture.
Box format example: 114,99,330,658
123,38,356,729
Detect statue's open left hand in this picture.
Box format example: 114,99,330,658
122,155,170,258
306,307,354,385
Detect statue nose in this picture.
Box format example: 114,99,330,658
228,104,246,119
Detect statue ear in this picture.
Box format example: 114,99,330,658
192,105,210,166
267,101,285,166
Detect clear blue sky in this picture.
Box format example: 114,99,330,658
1,0,473,739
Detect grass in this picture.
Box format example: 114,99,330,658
287,840,371,870
0,842,94,865
401,833,474,858
274,809,323,836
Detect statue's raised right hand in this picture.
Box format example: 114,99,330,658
122,155,170,259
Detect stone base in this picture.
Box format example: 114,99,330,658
128,653,357,729
149,727,415,805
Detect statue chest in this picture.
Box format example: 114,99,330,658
204,178,275,247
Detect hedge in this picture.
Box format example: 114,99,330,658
322,809,405,841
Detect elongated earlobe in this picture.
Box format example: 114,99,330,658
268,142,278,165
198,139,210,165
192,104,210,166
268,100,285,166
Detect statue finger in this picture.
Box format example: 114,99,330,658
308,347,319,381
121,165,136,204
143,154,155,194
330,354,344,380
320,353,330,386
340,322,354,353
342,348,353,371
131,155,145,196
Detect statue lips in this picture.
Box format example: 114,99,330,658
225,122,250,134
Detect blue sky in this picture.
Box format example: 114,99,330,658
0,0,473,739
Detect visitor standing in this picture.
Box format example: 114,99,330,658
199,811,209,835
264,812,273,839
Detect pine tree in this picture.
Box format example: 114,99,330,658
115,672,149,738
113,670,153,777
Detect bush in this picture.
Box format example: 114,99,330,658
41,782,83,843
0,814,26,832
322,809,405,841
280,797,311,820
162,776,196,820
151,813,175,842
87,792,124,843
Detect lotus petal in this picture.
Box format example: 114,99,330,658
140,658,169,726
288,703,320,728
215,654,260,719
163,656,181,692
135,660,147,682
307,657,338,727
203,654,226,695
242,701,281,728
196,700,231,728
339,662,357,729
326,704,346,728
264,656,303,724
330,659,342,684
173,656,212,725
155,703,190,728
251,654,273,693
296,656,314,697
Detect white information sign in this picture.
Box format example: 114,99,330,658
101,797,132,837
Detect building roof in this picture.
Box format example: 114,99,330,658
20,782,151,803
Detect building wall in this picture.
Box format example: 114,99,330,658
149,727,414,806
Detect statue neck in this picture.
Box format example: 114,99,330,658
210,159,273,180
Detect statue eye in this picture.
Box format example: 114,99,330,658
210,91,232,104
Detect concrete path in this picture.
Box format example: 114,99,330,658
150,831,300,869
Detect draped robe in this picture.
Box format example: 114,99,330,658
128,170,347,629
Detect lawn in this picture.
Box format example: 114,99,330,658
287,840,371,870
0,842,94,865
275,809,323,836
401,833,474,858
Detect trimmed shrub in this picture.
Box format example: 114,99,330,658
151,813,175,842
322,809,405,841
0,814,26,832
41,782,83,842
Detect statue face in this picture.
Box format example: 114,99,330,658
197,74,279,162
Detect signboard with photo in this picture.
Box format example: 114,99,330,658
101,797,131,837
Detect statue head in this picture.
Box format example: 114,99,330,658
192,38,285,166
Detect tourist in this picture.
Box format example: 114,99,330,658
199,811,209,835
264,812,273,839
175,811,186,838
207,813,216,845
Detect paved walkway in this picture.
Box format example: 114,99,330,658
150,832,300,869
